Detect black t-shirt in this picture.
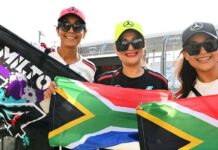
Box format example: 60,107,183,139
95,68,168,90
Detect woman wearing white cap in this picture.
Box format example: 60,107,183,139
176,22,218,98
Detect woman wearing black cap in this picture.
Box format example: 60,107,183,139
175,22,218,98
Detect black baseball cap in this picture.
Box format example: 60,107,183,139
182,22,218,46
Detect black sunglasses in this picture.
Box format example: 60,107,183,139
58,22,86,33
115,38,145,52
183,39,218,56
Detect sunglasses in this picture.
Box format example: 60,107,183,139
115,38,145,52
58,22,86,33
183,39,218,56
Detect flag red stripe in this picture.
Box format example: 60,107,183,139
174,94,218,120
82,82,170,108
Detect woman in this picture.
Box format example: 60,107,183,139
44,6,96,98
42,7,96,150
95,20,168,150
176,22,218,98
95,20,168,90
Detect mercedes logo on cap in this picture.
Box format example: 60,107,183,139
68,7,78,13
123,20,134,27
190,22,203,31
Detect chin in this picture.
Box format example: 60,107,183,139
126,62,139,66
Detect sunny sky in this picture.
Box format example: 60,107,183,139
0,0,218,47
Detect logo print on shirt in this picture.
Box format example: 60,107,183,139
146,86,153,90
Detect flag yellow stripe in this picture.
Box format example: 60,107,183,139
49,87,94,138
137,110,203,149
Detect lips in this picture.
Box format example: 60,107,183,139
125,51,138,57
66,35,76,39
196,56,211,62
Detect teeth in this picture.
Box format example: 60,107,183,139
126,52,137,56
66,36,75,39
197,56,210,61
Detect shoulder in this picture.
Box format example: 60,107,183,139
80,56,96,72
48,50,60,58
146,69,168,85
95,70,119,84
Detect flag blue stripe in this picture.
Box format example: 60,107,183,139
74,131,138,150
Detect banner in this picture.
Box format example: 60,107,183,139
0,24,87,149
137,94,218,150
48,76,170,149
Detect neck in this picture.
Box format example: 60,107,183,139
58,46,80,64
122,64,144,78
197,66,218,82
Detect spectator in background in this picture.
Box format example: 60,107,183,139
175,22,218,98
95,20,168,150
40,42,55,54
40,42,47,49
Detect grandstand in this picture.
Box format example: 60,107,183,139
79,27,218,91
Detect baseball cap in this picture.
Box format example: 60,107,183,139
114,20,144,41
182,22,218,46
58,6,86,24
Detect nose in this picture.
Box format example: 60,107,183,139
68,26,75,32
128,43,134,50
199,46,207,55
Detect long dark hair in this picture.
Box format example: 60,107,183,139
177,56,197,98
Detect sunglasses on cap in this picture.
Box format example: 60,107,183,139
183,39,218,56
58,22,86,33
115,38,145,52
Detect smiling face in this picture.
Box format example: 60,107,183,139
183,33,218,74
57,15,86,49
116,30,144,67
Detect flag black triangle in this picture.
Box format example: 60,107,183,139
137,115,189,150
49,93,85,131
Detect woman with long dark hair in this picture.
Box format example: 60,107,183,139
176,22,218,98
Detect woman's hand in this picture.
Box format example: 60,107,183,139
43,81,57,99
